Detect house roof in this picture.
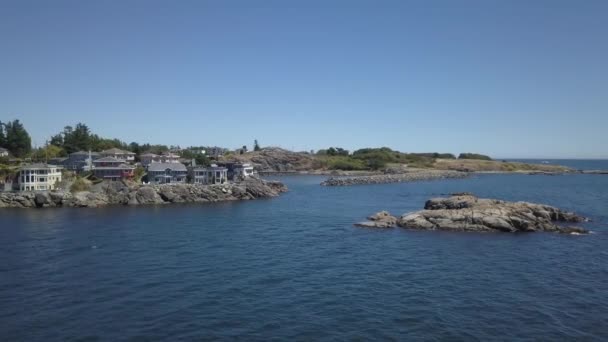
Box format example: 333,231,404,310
148,162,187,172
0,147,8,153
193,166,228,171
101,148,135,155
93,156,124,163
140,153,159,157
94,164,134,170
70,151,100,156
161,152,180,157
20,163,61,170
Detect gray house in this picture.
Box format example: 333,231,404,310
147,163,188,184
64,151,101,171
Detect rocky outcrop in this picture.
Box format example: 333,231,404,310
356,194,589,234
355,211,398,228
222,148,316,172
321,170,468,186
0,178,287,209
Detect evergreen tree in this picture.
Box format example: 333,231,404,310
4,119,32,157
254,139,261,151
63,123,91,153
0,121,6,148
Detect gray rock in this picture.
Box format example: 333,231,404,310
135,186,164,205
358,195,589,234
34,192,52,207
355,211,398,228
396,195,588,234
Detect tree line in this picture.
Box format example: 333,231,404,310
0,120,215,166
0,120,32,158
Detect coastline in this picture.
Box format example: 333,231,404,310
0,178,287,209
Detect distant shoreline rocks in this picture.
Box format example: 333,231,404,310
0,178,287,209
355,194,589,234
320,170,468,186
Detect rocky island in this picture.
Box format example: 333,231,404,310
0,178,287,208
355,194,589,234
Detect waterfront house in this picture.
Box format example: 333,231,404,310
92,157,134,181
160,151,180,163
147,162,188,184
64,151,100,171
216,162,255,181
0,147,9,157
18,164,62,191
140,151,181,167
204,146,228,159
191,164,228,185
100,148,136,162
140,153,161,167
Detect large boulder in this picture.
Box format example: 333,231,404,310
34,192,52,208
134,186,164,205
355,211,398,228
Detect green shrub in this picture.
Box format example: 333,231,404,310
70,177,91,193
458,153,492,161
326,156,367,170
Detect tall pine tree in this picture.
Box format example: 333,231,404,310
4,120,32,157
0,121,6,148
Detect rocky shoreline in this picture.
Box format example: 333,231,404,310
355,194,589,234
321,170,468,186
0,178,287,208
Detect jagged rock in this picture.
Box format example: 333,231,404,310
358,195,589,234
354,211,398,228
397,195,588,234
134,186,164,205
221,148,316,172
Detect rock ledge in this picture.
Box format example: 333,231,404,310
355,194,589,234
0,178,287,209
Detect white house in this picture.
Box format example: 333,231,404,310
100,148,136,162
191,165,228,185
18,164,62,191
233,163,255,180
147,162,188,184
0,147,9,157
160,151,180,163
140,151,181,167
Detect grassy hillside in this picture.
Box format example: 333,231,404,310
433,158,572,172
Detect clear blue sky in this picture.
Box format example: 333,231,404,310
1,0,606,158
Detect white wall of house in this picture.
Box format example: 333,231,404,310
18,166,62,191
192,168,228,185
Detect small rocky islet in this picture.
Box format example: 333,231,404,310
0,178,287,208
355,194,590,234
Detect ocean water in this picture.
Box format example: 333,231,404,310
1,163,608,340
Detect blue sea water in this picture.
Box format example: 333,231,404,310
1,161,608,340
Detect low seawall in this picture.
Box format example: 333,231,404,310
0,178,288,208
320,170,468,186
